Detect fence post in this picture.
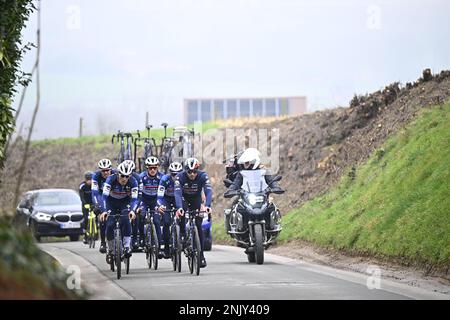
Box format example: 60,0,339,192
79,117,83,138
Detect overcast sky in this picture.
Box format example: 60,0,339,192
13,0,450,139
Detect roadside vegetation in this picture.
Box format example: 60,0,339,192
0,216,88,299
276,104,450,269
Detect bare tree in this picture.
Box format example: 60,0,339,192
13,0,41,208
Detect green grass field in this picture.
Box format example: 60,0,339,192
276,104,450,266
31,122,221,149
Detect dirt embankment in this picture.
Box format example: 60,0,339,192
206,69,450,219
1,142,115,212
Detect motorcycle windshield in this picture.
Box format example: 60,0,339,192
241,169,268,193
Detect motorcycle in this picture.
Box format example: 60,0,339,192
224,171,283,265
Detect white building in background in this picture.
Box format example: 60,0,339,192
183,96,307,124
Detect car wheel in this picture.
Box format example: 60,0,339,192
31,221,41,242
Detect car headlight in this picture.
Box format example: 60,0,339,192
35,212,52,222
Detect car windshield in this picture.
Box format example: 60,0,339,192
35,191,81,206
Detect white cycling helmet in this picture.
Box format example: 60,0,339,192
237,148,261,170
169,161,183,173
117,161,134,176
122,159,136,171
184,157,200,171
98,158,112,169
145,156,159,167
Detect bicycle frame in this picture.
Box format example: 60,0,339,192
87,210,97,236
111,130,135,165
108,212,131,279
184,210,207,276
144,209,160,270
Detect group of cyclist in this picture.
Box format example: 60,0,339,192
78,156,213,269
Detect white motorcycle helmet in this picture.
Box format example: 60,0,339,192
237,148,261,170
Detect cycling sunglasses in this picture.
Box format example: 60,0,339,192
171,172,179,177
119,174,130,179
187,169,198,174
101,169,111,173
147,166,158,170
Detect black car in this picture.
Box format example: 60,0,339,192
15,188,84,242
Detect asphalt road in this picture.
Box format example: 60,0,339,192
39,241,447,300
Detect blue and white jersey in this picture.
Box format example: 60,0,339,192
157,173,176,206
131,171,143,201
91,169,117,206
174,170,213,209
139,171,163,205
101,174,139,212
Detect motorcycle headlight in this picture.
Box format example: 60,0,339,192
247,193,264,206
35,212,52,222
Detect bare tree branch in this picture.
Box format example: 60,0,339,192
13,0,41,209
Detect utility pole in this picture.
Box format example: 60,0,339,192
145,111,149,127
79,117,83,138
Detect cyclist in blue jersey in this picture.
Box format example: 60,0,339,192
174,157,213,268
139,156,165,257
91,158,116,253
122,159,144,251
99,161,138,259
157,161,183,258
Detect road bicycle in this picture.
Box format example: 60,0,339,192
183,210,207,276
158,123,176,173
134,125,158,172
85,204,98,249
111,131,134,165
167,209,182,272
144,209,159,270
105,211,131,279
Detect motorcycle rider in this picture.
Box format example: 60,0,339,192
224,148,284,232
99,161,138,259
91,158,116,253
174,157,213,268
156,161,183,258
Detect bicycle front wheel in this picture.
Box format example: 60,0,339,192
125,257,130,274
145,224,152,269
151,222,159,271
115,228,122,279
172,224,182,272
193,226,201,276
187,230,194,274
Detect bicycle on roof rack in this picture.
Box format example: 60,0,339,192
172,126,195,161
111,131,134,165
158,123,177,173
134,125,158,173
